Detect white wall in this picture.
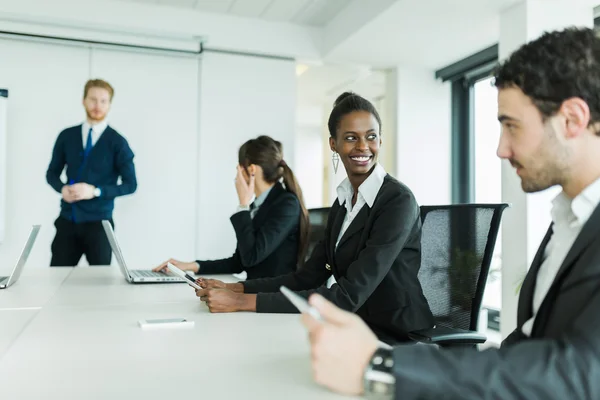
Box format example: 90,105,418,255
0,37,298,272
295,103,325,208
395,67,451,206
196,52,296,260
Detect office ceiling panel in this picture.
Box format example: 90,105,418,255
114,0,352,26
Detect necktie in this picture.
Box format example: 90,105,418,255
84,127,93,159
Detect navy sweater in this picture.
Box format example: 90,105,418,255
46,125,137,223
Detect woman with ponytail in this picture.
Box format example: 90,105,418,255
154,135,309,279
194,93,433,344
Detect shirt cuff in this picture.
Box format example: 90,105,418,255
234,205,250,215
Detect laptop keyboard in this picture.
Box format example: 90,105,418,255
132,270,170,278
0,276,7,285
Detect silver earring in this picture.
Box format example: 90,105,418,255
332,152,340,174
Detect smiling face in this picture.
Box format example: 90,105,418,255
329,110,381,178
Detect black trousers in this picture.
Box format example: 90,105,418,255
50,217,113,266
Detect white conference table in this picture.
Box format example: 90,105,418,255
45,266,213,308
0,267,348,399
0,309,39,360
0,268,73,309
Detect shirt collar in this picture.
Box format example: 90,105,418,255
551,176,600,226
572,176,600,224
336,163,387,208
253,184,274,209
83,120,108,135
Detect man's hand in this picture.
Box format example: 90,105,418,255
301,294,379,396
196,288,256,313
61,185,78,203
69,183,96,201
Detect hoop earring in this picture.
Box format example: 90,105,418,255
332,152,340,174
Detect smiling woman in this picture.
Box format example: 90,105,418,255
193,92,434,345
328,92,382,188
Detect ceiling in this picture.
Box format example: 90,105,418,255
325,0,600,69
119,0,352,26
325,0,523,69
297,64,385,107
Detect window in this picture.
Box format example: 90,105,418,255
436,46,501,333
473,76,502,314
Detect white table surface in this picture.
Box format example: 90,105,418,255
0,268,347,399
45,266,238,308
0,268,73,309
0,309,39,360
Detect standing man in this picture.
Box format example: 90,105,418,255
46,79,137,266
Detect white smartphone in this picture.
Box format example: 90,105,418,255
167,262,202,290
280,286,323,322
138,318,195,330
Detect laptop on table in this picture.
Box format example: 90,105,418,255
101,220,186,284
0,225,41,289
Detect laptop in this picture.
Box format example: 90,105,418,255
101,220,186,284
0,225,41,289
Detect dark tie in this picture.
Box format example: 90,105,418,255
84,127,93,159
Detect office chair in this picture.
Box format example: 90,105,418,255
408,203,509,347
306,207,330,260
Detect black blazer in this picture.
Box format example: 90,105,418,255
388,203,600,399
198,183,301,280
243,175,434,343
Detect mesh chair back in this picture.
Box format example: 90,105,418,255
418,204,508,331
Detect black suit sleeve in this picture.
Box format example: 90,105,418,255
98,137,137,199
501,328,525,347
242,237,331,295
249,191,420,314
389,284,600,400
197,254,244,275
46,131,67,193
230,194,300,267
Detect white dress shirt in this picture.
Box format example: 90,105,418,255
522,177,600,336
335,163,387,249
82,120,107,148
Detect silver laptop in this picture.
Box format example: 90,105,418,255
101,220,185,284
0,225,41,289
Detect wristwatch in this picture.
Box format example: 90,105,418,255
94,187,102,198
363,347,395,399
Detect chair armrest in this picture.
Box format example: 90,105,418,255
408,326,487,346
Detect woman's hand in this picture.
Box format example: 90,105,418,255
152,258,200,273
196,288,256,313
235,165,255,207
196,278,244,293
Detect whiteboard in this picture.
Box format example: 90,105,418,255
90,48,200,266
0,89,6,243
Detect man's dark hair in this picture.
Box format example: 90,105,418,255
494,27,600,132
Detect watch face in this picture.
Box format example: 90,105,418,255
364,348,395,398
